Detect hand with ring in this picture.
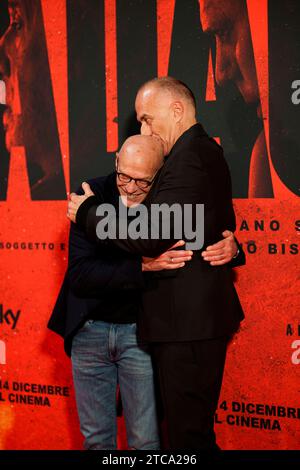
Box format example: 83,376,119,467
142,241,193,272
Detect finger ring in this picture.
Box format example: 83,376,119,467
170,257,173,262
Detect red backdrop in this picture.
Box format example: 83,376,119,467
0,0,299,449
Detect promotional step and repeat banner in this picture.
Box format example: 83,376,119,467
0,0,299,449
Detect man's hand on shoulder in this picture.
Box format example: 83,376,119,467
67,182,95,223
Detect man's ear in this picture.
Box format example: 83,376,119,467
172,100,184,122
115,153,119,170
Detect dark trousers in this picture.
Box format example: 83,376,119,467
151,336,229,450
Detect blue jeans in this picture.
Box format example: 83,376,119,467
71,320,160,450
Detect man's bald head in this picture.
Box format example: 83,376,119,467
137,77,197,114
118,135,164,175
116,135,164,206
135,77,198,155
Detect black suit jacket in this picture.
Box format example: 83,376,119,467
76,123,245,343
47,175,144,356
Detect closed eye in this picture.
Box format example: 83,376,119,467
8,2,24,33
11,20,23,31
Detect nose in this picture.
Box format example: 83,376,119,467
0,33,10,81
140,121,152,136
0,79,5,105
215,39,236,87
124,180,138,194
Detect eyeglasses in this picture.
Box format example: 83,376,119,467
116,169,156,191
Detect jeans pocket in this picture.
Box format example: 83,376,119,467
78,318,94,333
71,319,96,357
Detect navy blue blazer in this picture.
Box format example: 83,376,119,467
47,174,144,356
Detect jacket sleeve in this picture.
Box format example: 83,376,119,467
228,238,246,268
68,221,144,297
